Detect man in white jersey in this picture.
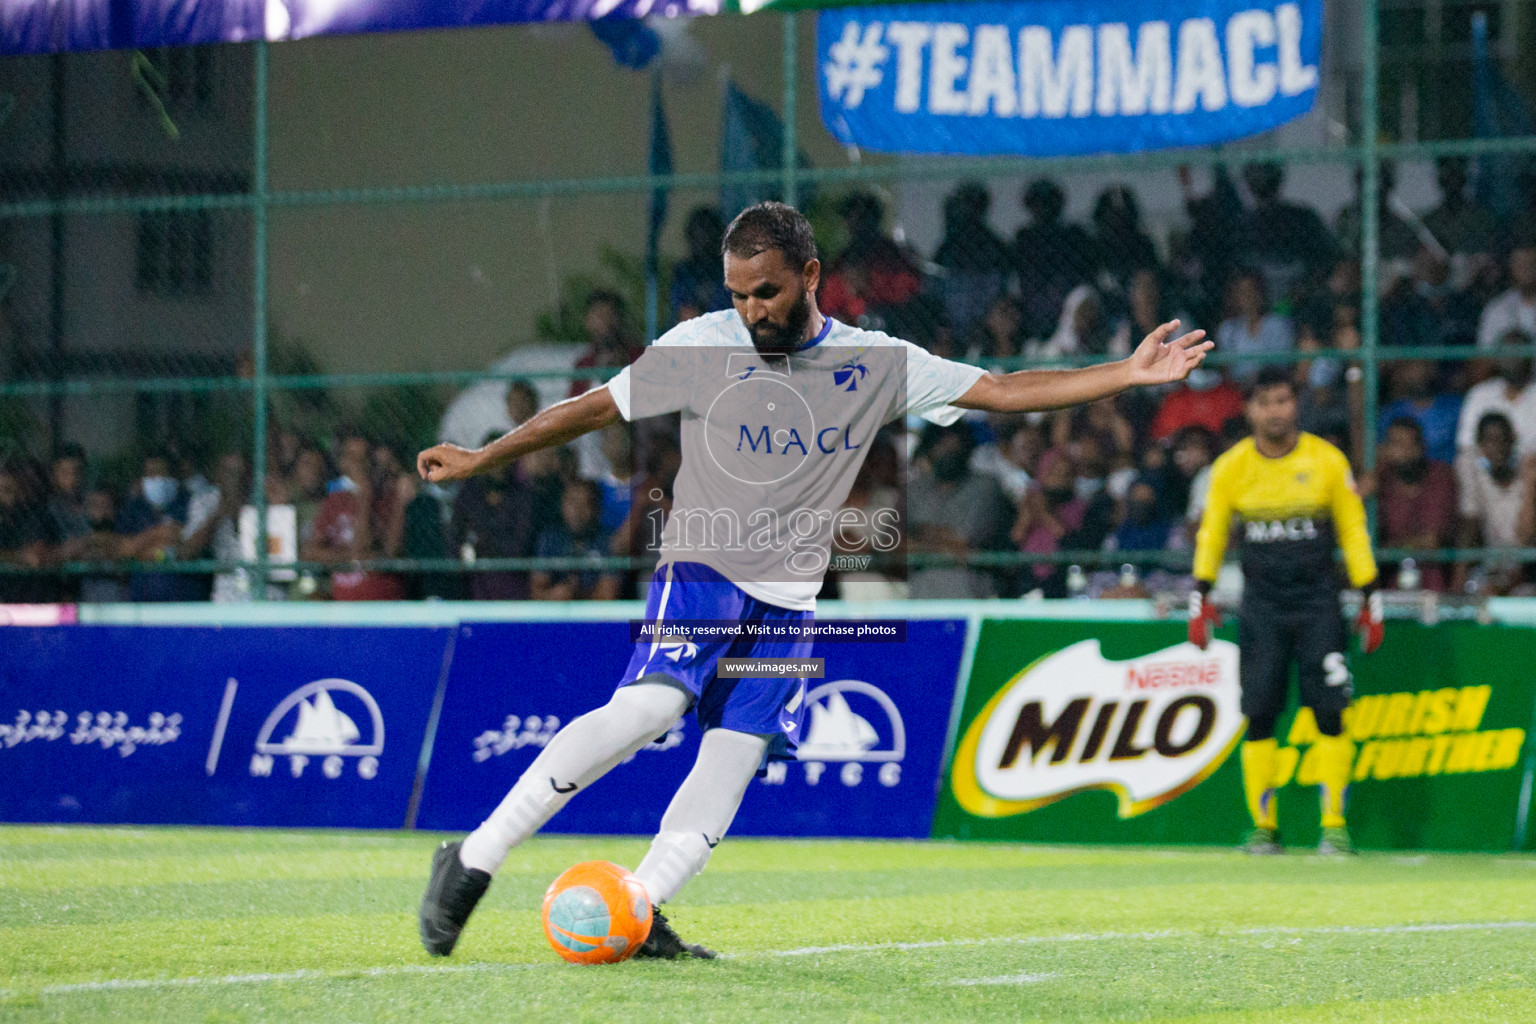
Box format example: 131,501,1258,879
415,202,1211,959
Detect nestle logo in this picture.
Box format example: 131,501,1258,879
1125,662,1220,691
955,639,1244,819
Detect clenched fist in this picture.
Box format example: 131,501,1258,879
417,444,482,483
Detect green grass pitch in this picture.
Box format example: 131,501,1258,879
3,827,1536,1023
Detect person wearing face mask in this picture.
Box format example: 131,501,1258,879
1374,418,1456,591
908,420,1013,598
115,452,207,602
1456,329,1536,455
1454,413,1530,595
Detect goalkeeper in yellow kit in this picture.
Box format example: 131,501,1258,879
1189,367,1384,855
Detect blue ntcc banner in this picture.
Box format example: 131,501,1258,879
413,618,966,838
0,626,450,828
0,617,963,837
817,0,1321,156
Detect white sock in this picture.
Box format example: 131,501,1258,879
634,728,767,905
458,683,689,875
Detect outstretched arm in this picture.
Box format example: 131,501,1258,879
417,385,621,483
954,320,1211,414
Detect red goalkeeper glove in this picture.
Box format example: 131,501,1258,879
1188,585,1221,650
1355,584,1384,654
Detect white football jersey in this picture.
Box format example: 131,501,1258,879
606,311,984,610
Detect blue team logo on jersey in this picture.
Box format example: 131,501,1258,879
833,362,868,391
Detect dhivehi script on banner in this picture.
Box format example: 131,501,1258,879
817,0,1322,156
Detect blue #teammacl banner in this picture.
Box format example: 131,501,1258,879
818,0,1321,156
414,618,966,839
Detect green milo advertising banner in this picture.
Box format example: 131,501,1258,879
934,619,1536,851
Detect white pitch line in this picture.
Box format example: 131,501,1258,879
22,961,539,997
947,972,1059,987
12,920,1536,999
763,919,1536,957
1237,920,1536,938
768,928,1178,956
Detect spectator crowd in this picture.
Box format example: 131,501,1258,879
5,158,1536,602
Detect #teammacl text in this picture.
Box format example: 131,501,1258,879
830,4,1317,118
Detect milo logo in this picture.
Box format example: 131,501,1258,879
951,639,1244,818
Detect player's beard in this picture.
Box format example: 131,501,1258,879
1256,419,1297,446
748,287,812,356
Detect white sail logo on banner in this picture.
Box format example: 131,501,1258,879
250,678,384,781
953,639,1243,818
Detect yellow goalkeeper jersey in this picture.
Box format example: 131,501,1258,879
1193,432,1377,601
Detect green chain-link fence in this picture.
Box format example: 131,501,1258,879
2,2,1536,604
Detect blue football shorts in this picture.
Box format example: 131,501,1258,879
618,561,812,763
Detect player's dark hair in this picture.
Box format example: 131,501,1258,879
1476,411,1515,443
1385,416,1424,442
722,202,818,270
1245,366,1294,400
